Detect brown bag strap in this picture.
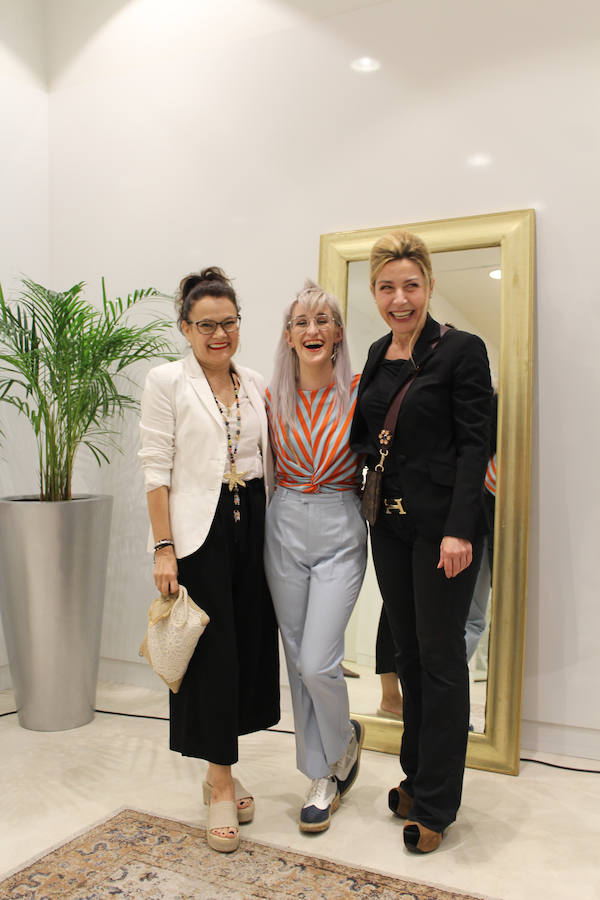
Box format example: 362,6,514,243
375,325,450,472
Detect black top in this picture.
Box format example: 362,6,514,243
350,315,492,542
359,358,410,478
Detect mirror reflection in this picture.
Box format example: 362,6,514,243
342,247,501,735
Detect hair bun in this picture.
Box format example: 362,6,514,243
180,274,203,300
180,267,232,301
198,266,232,286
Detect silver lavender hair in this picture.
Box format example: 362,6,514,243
268,279,353,429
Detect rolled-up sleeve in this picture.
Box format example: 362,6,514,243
138,367,175,491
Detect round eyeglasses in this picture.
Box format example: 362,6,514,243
288,314,335,331
188,315,241,336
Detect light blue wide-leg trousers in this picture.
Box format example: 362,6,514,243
265,487,367,779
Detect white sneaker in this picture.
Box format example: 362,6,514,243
333,719,365,797
299,775,340,832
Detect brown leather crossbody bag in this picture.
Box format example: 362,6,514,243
360,326,449,526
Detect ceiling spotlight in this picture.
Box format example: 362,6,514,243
467,153,493,167
351,56,381,73
489,269,502,280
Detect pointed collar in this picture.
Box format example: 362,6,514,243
411,314,442,365
183,352,238,431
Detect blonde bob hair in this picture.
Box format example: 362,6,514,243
369,230,433,290
370,230,434,355
268,279,353,429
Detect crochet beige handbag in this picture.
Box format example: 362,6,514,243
139,584,210,693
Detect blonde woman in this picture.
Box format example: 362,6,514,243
350,233,492,852
265,280,367,834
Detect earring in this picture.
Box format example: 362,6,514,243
331,344,338,363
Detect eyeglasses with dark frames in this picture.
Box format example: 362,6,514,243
188,315,241,336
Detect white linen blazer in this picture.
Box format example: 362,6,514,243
139,353,273,559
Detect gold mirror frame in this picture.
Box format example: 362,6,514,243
319,209,535,775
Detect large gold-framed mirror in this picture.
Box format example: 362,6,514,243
319,209,535,775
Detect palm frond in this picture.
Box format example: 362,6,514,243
0,277,176,501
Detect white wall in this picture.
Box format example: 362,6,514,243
0,0,48,286
0,0,48,284
0,0,49,686
1,0,599,758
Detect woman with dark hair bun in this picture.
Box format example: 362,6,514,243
139,267,279,853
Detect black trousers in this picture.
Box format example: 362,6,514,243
370,512,483,832
170,480,280,765
375,604,396,675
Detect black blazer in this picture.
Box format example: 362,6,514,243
350,315,492,542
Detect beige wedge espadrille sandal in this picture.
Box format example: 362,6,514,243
206,800,239,853
202,778,255,824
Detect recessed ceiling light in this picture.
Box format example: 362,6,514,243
467,153,493,167
489,269,502,280
351,56,381,73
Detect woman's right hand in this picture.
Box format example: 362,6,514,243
153,546,179,596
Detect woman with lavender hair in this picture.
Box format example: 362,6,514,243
264,280,367,834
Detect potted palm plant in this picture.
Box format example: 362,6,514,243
0,277,175,731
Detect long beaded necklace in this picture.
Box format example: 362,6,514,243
210,371,247,523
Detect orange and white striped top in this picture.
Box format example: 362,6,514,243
485,453,497,496
266,375,362,493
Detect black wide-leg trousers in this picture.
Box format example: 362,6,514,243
169,480,280,765
370,513,483,832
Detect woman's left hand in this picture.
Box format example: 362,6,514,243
437,536,472,579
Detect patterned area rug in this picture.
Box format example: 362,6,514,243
0,808,486,899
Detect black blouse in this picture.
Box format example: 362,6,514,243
358,357,410,478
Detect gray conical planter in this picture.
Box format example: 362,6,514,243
0,495,112,731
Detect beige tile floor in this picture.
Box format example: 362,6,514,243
1,682,599,900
